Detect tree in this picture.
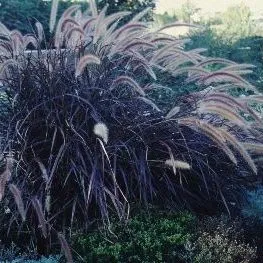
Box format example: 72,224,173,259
0,0,75,37
97,0,155,21
175,0,199,23
154,11,178,27
219,3,254,42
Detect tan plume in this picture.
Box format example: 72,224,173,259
50,0,59,33
75,54,101,77
9,184,26,221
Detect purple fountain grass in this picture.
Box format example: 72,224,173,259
0,0,262,259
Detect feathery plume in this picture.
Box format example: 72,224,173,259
89,0,98,17
82,17,96,32
151,36,177,44
61,18,80,32
54,5,81,47
32,198,48,238
198,103,247,127
35,22,44,42
220,129,257,174
0,59,20,78
157,22,201,32
123,40,155,52
165,106,180,119
0,22,10,36
200,71,254,88
131,53,157,80
151,43,198,64
50,0,59,33
9,184,26,221
36,159,49,183
138,97,161,111
74,9,82,22
223,64,256,72
202,93,247,110
173,66,207,79
75,54,101,77
58,233,73,263
62,5,80,18
165,159,191,170
23,35,38,49
93,4,109,44
131,7,152,22
114,23,147,39
104,11,131,27
93,122,109,144
0,157,13,201
111,76,146,96
10,30,23,55
197,58,237,67
65,27,84,47
178,118,238,164
45,192,51,214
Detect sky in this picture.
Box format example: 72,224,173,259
155,0,263,17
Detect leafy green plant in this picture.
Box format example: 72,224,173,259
0,0,262,260
73,210,195,263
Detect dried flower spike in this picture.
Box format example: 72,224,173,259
93,122,109,144
165,159,191,170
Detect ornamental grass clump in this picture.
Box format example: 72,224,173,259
0,0,262,259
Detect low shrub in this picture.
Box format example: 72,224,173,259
192,216,257,263
73,210,195,262
193,232,256,263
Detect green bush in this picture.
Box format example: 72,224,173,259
73,211,195,263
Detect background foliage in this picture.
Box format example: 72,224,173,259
0,0,71,38
0,0,155,38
